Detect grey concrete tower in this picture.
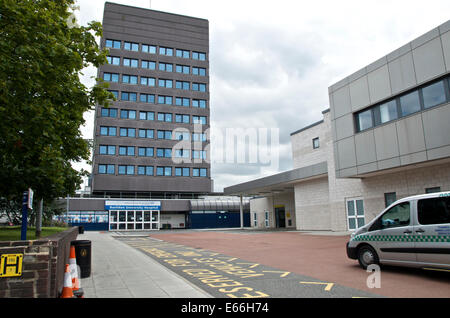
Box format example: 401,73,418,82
91,2,211,198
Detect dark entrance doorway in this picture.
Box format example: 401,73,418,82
275,206,286,228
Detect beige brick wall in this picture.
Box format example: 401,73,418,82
291,112,332,169
249,193,296,229
294,176,331,230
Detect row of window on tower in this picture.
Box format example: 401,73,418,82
106,56,207,76
99,127,207,139
101,108,207,124
106,92,207,108
99,146,207,159
105,39,207,61
98,164,208,177
104,73,207,92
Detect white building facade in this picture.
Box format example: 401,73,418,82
225,20,450,232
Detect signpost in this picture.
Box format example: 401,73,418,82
21,189,33,241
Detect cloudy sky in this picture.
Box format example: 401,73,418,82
73,0,450,192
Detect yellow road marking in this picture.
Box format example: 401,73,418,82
300,281,335,291
263,271,291,278
218,257,237,261
237,263,260,269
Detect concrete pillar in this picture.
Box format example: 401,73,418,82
240,194,244,229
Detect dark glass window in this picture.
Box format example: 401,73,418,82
400,91,421,116
418,197,450,225
106,39,121,49
425,187,441,194
100,126,116,136
107,56,120,65
176,65,190,74
101,108,117,118
141,60,156,70
377,100,398,124
138,129,154,139
142,44,156,54
98,165,106,174
124,42,139,51
422,80,447,109
384,192,397,208
312,137,320,149
140,94,155,104
159,47,173,56
140,77,155,87
176,49,190,58
192,51,206,61
357,109,373,131
159,63,173,72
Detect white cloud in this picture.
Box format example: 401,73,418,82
73,0,450,192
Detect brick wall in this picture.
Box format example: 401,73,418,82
0,227,78,298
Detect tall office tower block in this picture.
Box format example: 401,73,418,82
91,2,211,198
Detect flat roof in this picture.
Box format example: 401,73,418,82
105,2,209,22
223,161,328,196
290,108,330,137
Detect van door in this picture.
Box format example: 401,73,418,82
368,201,416,265
415,196,450,268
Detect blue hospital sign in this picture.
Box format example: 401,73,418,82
104,201,161,211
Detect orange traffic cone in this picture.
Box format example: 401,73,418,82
69,245,84,298
61,264,74,298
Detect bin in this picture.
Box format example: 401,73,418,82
78,226,84,234
71,240,91,278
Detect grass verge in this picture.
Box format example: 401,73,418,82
0,226,68,241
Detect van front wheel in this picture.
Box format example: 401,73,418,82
357,245,379,269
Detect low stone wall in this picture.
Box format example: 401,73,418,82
0,227,79,298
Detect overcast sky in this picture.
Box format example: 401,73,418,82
73,0,450,192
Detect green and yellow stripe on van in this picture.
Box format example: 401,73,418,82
352,234,450,243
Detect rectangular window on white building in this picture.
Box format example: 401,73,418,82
313,137,320,149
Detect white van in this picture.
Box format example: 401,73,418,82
347,192,450,270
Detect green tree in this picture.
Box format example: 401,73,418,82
0,197,65,226
0,0,112,204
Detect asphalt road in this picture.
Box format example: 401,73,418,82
140,230,450,298
115,235,380,298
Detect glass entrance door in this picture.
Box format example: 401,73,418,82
275,207,286,228
109,210,160,231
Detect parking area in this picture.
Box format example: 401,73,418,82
141,229,450,298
